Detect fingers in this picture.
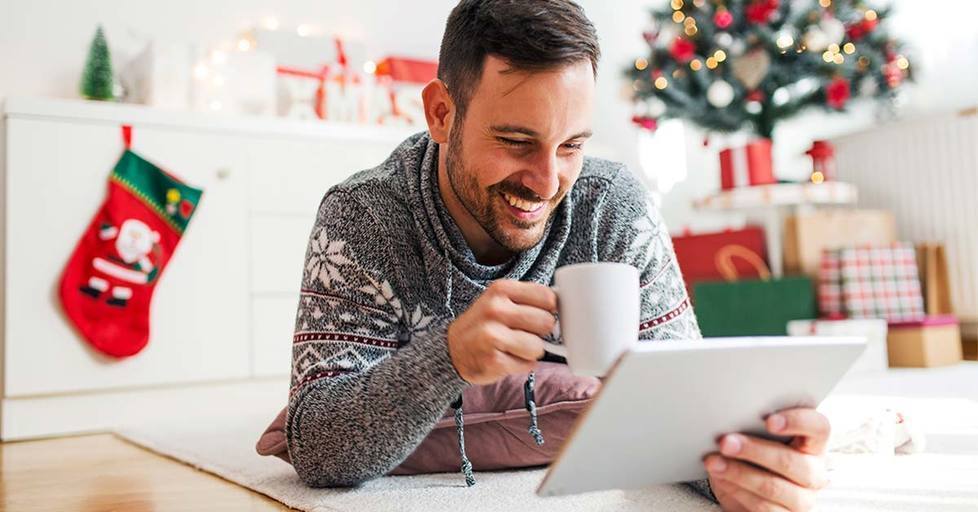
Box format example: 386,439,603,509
488,349,538,376
496,328,546,362
767,408,832,455
487,280,557,313
504,302,557,338
718,434,829,489
725,487,791,512
706,455,814,511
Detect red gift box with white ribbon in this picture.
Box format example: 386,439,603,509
719,139,776,190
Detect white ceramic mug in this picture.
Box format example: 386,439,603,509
542,262,640,376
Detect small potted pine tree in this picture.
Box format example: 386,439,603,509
80,25,115,101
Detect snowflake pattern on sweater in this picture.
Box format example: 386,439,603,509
285,132,703,489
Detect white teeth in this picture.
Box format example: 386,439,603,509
502,192,544,212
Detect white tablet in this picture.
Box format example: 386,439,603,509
537,336,866,497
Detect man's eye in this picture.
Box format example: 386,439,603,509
500,138,530,147
563,143,583,150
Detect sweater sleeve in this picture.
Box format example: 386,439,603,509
595,168,702,341
286,190,468,487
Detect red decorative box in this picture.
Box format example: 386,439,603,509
719,139,776,190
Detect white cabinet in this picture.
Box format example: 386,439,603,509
0,96,414,439
4,120,251,396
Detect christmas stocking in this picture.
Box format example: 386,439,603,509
59,148,203,358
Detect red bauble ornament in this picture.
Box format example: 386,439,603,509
825,77,851,109
847,18,878,40
883,63,904,88
714,9,734,29
745,0,779,24
745,89,765,102
669,36,697,63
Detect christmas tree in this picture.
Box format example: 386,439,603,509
80,25,114,101
626,0,912,139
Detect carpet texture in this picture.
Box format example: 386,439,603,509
115,364,978,511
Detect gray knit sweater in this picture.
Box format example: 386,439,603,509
285,132,712,498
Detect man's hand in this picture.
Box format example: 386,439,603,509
447,280,557,385
704,408,831,511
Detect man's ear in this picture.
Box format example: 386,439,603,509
422,79,455,144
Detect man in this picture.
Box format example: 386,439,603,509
286,1,830,510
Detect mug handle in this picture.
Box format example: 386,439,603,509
541,285,567,357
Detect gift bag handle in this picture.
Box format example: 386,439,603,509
715,244,772,282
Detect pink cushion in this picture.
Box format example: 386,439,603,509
255,361,600,474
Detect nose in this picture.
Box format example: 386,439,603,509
521,151,561,200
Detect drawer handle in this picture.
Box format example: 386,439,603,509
216,168,231,180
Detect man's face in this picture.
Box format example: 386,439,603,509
444,57,594,253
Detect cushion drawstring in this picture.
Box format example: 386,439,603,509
524,371,545,445
452,396,476,486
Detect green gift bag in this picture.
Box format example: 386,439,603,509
694,245,816,337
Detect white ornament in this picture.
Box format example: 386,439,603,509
707,80,735,108
772,87,790,106
806,18,845,52
821,18,846,46
746,101,762,114
804,28,829,52
860,78,879,97
715,32,734,48
775,29,795,50
729,39,747,57
646,96,667,117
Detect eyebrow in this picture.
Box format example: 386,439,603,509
490,124,593,141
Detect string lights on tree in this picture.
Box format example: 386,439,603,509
626,0,913,139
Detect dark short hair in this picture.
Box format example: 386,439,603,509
437,0,601,116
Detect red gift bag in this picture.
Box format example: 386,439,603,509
672,226,768,300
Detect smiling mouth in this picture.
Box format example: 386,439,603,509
500,191,546,213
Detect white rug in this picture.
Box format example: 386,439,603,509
115,365,978,512
116,411,715,512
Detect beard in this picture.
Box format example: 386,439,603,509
444,121,566,254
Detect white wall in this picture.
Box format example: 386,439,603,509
2,0,976,230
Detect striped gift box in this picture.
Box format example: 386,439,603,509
833,243,926,321
817,248,844,318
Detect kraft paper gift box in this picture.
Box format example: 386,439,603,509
886,315,962,368
916,243,954,315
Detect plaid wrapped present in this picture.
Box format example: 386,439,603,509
831,243,926,321
817,248,844,318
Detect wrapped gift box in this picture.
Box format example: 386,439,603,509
719,139,775,190
373,56,438,126
787,318,888,375
671,226,768,301
837,243,926,322
887,315,962,368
